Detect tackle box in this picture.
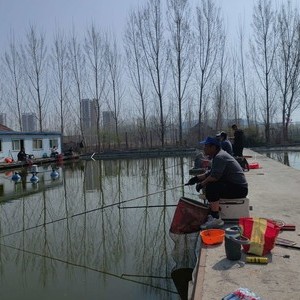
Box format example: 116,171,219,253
219,197,251,221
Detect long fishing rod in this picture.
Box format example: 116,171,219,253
0,242,178,294
0,184,185,239
118,204,177,209
103,184,185,208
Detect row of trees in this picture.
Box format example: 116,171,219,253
1,0,300,150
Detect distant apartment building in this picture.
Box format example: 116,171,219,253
80,99,97,129
102,111,114,130
0,113,7,126
22,113,37,132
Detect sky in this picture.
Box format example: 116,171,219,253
0,0,255,45
0,0,141,45
1,0,300,122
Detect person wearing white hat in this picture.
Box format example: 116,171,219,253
216,131,233,155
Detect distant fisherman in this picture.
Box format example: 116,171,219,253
216,131,233,156
231,124,245,157
17,147,27,162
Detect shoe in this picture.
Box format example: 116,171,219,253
200,215,224,230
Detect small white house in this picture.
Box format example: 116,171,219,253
0,126,61,162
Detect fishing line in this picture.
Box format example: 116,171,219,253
118,204,177,209
0,242,177,294
163,160,190,170
92,184,184,209
0,184,185,239
121,273,172,279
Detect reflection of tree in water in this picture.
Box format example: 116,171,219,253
121,157,188,293
267,151,290,166
137,158,173,291
263,150,300,171
0,204,10,276
0,157,193,299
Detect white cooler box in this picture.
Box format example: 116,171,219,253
219,197,250,221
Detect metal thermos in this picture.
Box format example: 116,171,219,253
225,226,242,261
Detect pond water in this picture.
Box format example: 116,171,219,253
0,157,200,300
255,149,300,171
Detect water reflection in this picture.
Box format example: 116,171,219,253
170,232,199,299
0,156,199,300
0,165,63,203
263,150,300,170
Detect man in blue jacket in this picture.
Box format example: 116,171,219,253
216,131,233,155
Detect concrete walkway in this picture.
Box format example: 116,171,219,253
192,149,300,300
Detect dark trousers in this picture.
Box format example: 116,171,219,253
205,181,248,203
233,145,244,157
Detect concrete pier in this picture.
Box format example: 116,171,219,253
192,149,300,300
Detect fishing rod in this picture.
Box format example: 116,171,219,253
118,204,177,209
103,184,185,208
121,273,172,279
0,242,178,294
0,184,185,239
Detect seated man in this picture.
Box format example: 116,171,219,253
186,136,248,229
17,147,27,162
216,131,233,156
51,146,59,158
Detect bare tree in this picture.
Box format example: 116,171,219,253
195,0,223,140
231,49,240,125
250,0,277,144
22,25,48,131
0,79,8,126
167,0,194,146
238,24,251,127
68,27,87,141
274,3,300,142
214,33,228,131
50,28,69,136
124,10,149,147
139,0,168,147
84,24,107,151
2,33,24,130
106,35,124,147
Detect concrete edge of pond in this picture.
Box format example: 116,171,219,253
80,148,198,160
191,148,300,300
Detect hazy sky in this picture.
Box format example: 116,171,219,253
1,0,300,121
0,0,256,43
0,0,140,45
1,0,290,45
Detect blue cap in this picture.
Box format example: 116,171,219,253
199,136,220,146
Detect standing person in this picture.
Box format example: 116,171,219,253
79,139,84,154
79,139,84,149
186,137,248,229
216,131,233,156
231,124,245,157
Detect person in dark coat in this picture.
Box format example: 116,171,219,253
17,147,27,161
231,124,245,157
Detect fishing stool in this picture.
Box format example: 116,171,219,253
219,197,251,222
